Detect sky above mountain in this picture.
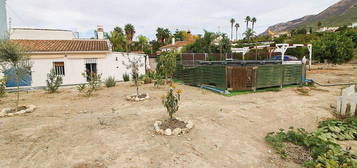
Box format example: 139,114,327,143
6,0,340,40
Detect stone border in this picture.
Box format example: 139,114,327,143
154,118,194,136
126,93,150,102
0,105,37,117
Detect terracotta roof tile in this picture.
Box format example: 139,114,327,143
11,40,110,52
160,41,194,49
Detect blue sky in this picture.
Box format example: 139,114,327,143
6,0,341,40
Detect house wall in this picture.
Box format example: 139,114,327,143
29,52,147,87
10,28,75,40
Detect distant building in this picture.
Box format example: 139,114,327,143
318,27,339,32
0,0,7,39
10,28,76,40
352,23,357,28
160,31,195,52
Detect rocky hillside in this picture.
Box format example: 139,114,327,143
262,0,357,35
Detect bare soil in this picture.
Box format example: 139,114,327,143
160,119,187,130
0,64,356,168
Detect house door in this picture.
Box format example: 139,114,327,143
85,63,97,81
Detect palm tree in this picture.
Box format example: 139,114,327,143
108,26,127,52
245,16,251,30
155,28,171,44
251,17,257,31
243,28,255,41
230,18,235,41
124,24,136,51
235,23,240,41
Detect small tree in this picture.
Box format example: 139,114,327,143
0,76,6,97
123,54,143,97
162,85,182,120
46,68,63,93
157,52,176,82
0,40,32,111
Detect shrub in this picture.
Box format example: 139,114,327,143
77,72,102,97
104,76,116,87
0,76,7,97
123,73,130,82
46,68,63,93
313,32,354,64
156,51,177,82
265,118,357,167
162,84,182,120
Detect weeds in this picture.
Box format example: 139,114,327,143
104,76,116,88
46,69,63,93
0,76,6,97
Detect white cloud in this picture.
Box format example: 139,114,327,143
6,0,341,39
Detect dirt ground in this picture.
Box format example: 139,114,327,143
0,64,356,168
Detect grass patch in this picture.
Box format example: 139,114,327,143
225,85,299,97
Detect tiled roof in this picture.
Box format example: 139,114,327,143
160,41,194,49
11,39,110,52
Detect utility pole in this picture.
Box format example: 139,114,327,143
0,0,8,39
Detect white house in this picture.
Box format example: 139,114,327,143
2,26,148,87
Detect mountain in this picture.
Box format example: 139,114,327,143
263,0,357,35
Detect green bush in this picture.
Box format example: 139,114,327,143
46,69,63,93
162,85,182,120
265,118,357,168
77,72,102,97
313,32,354,64
0,76,7,97
104,76,116,87
123,73,130,82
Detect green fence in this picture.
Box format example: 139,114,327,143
256,64,304,89
175,64,227,89
174,64,304,91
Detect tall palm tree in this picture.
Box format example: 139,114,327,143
230,18,235,40
251,17,257,31
124,24,136,43
235,23,240,41
243,28,255,41
245,16,251,30
124,24,136,51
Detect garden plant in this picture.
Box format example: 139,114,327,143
46,68,63,93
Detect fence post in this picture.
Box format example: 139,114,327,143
281,65,285,88
205,53,207,61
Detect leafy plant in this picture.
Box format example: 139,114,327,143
77,72,102,97
142,75,152,84
0,76,6,97
104,76,116,88
123,73,130,82
46,68,63,93
265,119,357,168
0,40,32,111
156,51,177,82
162,85,182,120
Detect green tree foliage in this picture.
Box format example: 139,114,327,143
46,68,63,93
0,40,32,111
162,86,182,120
0,76,6,97
124,24,136,51
156,27,171,44
313,32,354,64
108,27,127,52
136,35,149,52
245,16,251,30
156,52,177,81
173,29,185,41
243,28,256,41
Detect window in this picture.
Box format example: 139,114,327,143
53,62,65,76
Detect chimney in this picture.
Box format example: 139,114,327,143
97,25,104,40
172,37,175,45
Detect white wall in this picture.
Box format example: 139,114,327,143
98,52,146,81
10,28,75,40
30,52,147,87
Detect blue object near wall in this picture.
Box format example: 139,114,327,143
4,68,32,87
